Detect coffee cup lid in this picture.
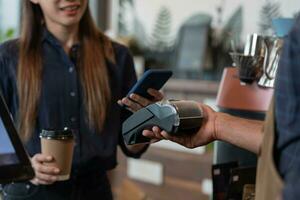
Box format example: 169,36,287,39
40,128,73,140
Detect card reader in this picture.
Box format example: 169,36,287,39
122,100,204,145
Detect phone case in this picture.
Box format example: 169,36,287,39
127,69,173,100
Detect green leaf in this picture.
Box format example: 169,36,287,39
0,28,15,42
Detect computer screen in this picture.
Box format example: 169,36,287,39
0,117,19,166
0,94,34,183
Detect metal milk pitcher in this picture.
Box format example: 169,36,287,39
258,36,284,88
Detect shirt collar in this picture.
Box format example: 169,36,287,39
42,27,61,47
42,27,81,49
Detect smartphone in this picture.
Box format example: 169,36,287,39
127,69,173,100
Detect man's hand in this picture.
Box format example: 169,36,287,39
142,103,218,148
142,102,264,154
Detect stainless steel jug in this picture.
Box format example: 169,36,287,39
240,34,283,88
258,36,283,88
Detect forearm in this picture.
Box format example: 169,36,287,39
215,112,264,154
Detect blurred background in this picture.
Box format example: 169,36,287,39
0,0,300,199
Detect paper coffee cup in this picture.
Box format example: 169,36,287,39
40,128,74,181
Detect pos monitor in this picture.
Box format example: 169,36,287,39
0,94,34,183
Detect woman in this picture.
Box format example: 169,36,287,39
0,0,162,199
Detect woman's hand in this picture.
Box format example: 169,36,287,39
30,154,60,185
118,88,164,112
142,103,218,148
118,88,163,153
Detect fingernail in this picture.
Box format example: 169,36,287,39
47,156,52,160
54,168,60,173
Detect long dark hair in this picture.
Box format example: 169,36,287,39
18,1,115,141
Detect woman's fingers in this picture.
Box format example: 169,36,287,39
32,154,53,163
129,94,150,107
30,153,60,185
147,88,164,101
129,89,164,105
34,172,58,184
31,177,55,185
120,97,143,112
30,178,40,185
36,179,54,185
31,154,60,175
32,164,60,175
117,88,164,112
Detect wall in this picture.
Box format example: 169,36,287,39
0,0,20,33
134,0,300,41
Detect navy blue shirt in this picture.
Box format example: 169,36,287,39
275,16,300,199
0,30,143,176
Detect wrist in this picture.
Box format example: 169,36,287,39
213,112,230,141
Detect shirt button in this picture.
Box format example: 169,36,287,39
69,67,74,73
71,117,76,122
70,92,76,97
